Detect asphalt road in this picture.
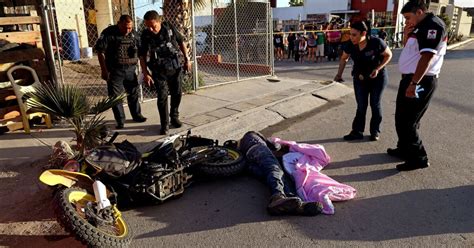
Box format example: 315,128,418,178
126,42,474,248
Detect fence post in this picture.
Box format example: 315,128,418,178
211,0,215,55
191,0,198,90
269,3,275,77
47,0,64,84
233,0,240,82
41,0,59,84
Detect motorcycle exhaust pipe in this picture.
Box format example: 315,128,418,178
93,180,111,210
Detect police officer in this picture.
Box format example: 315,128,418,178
139,10,191,135
388,0,447,171
334,21,392,142
95,15,147,129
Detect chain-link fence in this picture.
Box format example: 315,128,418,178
194,0,272,86
43,0,273,102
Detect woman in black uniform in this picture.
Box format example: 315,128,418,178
334,21,393,141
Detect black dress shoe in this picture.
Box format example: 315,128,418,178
133,115,147,123
396,161,430,171
170,117,182,128
387,148,407,159
343,131,363,141
370,133,380,141
115,123,124,129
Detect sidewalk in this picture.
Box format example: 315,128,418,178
0,77,353,167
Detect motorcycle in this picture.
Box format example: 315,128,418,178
39,131,245,247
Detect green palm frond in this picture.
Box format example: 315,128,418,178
90,93,127,115
26,84,89,119
82,115,108,150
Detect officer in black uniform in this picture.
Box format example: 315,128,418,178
388,0,447,171
95,15,147,129
139,10,191,135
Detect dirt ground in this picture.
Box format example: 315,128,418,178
0,158,84,248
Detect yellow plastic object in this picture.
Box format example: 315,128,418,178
39,169,94,188
7,65,52,134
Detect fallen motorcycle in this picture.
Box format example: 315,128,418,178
39,131,245,247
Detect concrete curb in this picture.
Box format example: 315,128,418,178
447,38,474,50
140,82,353,151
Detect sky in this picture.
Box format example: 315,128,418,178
276,0,474,8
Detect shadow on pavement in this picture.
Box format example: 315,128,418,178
325,153,401,170
131,176,278,239
331,168,399,182
289,185,474,241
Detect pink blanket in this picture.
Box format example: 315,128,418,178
273,138,357,215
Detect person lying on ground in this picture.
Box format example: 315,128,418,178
236,131,323,216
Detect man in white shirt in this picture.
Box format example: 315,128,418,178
388,0,447,171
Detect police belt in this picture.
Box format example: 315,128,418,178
402,73,439,80
110,63,137,69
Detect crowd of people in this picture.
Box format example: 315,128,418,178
273,21,390,63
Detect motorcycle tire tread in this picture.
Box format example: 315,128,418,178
52,187,132,248
196,146,246,177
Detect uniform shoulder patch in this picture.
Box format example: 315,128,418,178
427,29,437,39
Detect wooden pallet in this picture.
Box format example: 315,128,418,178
0,12,51,133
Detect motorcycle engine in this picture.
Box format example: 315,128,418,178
130,161,192,202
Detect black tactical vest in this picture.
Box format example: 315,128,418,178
116,33,139,65
147,22,180,62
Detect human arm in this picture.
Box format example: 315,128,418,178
139,56,153,87
370,42,393,78
178,41,191,72
403,23,414,46
405,52,435,98
95,30,109,81
138,31,153,87
405,22,444,97
334,51,350,82
97,52,108,81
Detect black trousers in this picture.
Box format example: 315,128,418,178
152,68,183,129
107,65,142,125
395,74,437,163
287,46,295,59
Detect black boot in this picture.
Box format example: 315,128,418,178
295,201,323,216
343,130,363,141
170,116,182,128
267,193,300,216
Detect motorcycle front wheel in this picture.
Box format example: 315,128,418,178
53,187,132,248
195,146,246,177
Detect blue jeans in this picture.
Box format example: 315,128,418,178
239,132,296,197
352,69,388,135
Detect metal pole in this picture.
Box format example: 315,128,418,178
47,0,64,84
233,0,240,81
191,0,198,90
265,3,269,66
211,0,215,55
41,0,59,84
371,9,375,27
269,3,274,77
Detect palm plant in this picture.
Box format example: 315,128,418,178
26,84,126,156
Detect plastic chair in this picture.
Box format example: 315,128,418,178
7,65,52,134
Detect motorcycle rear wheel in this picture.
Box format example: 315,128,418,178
53,187,132,248
195,146,246,177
